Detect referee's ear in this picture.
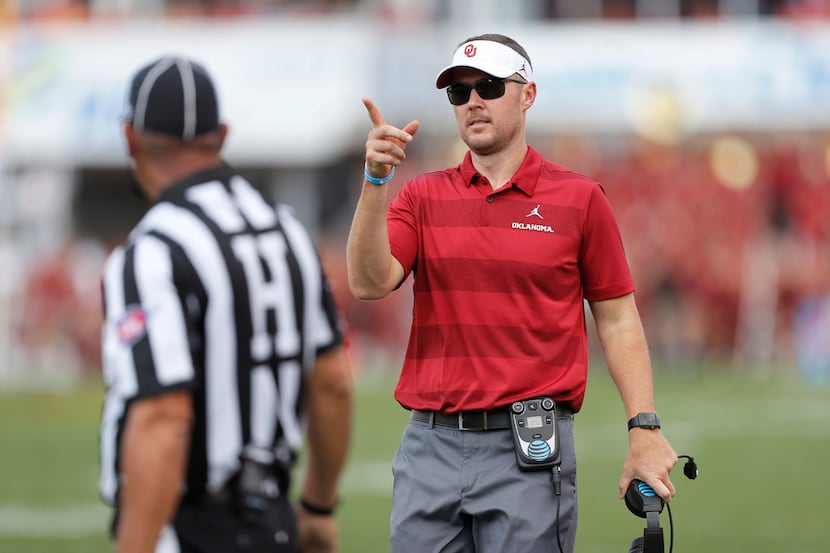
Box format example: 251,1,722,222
124,122,139,159
215,123,229,152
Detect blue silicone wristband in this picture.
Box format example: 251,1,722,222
364,164,395,185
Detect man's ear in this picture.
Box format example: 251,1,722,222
522,82,537,111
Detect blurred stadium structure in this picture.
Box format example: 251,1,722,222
1,0,829,386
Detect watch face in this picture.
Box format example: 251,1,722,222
641,413,658,426
630,413,660,429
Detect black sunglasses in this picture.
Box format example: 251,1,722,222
446,77,527,106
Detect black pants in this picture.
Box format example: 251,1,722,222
170,496,298,553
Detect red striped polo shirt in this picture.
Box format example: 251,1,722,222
387,146,634,413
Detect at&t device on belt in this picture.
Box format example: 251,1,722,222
509,397,561,471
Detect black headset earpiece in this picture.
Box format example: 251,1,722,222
624,480,664,519
625,480,665,553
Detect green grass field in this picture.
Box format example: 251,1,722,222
1,366,827,553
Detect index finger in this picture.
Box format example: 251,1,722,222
362,97,385,128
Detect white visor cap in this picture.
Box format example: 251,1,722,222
435,40,533,89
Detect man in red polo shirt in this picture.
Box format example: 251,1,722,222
347,33,678,553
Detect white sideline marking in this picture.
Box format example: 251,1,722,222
0,503,109,537
341,460,394,494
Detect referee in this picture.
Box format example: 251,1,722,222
98,56,352,553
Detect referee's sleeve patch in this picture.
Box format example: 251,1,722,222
116,305,149,346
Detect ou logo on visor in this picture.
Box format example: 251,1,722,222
464,44,477,57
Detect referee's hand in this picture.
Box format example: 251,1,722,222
297,507,338,553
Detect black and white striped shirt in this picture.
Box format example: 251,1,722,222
99,164,343,504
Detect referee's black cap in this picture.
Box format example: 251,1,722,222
126,56,220,141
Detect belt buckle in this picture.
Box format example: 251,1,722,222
458,411,487,431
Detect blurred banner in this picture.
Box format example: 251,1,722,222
1,15,376,166
1,18,830,165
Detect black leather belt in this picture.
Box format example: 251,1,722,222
411,405,573,432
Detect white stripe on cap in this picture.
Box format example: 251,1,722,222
175,58,198,141
132,57,176,133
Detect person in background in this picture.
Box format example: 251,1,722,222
347,33,678,553
99,55,352,553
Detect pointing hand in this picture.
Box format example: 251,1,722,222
362,98,420,180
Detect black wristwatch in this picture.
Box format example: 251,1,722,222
627,412,661,431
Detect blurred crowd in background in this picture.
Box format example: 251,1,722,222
1,0,829,386
324,129,830,382
5,0,830,20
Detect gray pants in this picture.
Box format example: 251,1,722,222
390,416,577,553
